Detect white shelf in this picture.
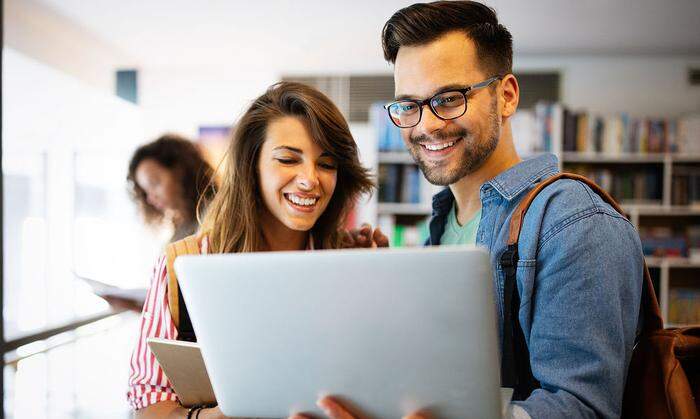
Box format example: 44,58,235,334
666,323,700,329
377,203,431,215
645,256,700,269
378,151,414,164
668,154,700,163
562,152,700,164
562,152,666,163
625,204,700,216
619,201,664,209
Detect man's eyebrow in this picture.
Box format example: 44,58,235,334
395,83,469,101
273,145,302,153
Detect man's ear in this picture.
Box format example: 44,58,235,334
500,74,519,119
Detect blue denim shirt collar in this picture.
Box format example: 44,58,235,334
428,154,560,246
431,154,560,218
485,154,560,201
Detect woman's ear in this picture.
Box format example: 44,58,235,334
500,74,519,119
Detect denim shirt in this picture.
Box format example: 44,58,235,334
426,154,644,419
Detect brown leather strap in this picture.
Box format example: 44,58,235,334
507,173,663,332
165,234,202,328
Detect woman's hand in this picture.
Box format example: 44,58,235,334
197,405,229,419
289,396,427,419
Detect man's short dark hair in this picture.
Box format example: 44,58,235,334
382,1,513,76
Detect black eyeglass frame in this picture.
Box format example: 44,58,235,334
384,75,504,128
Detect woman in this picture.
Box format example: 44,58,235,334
127,134,216,244
128,82,374,419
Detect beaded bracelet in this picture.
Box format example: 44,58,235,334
186,405,199,419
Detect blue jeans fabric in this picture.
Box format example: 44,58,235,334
426,154,644,419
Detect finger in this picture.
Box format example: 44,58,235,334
317,396,357,419
289,415,310,419
351,229,371,248
372,227,390,248
403,415,426,419
340,231,355,248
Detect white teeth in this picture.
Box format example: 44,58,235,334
287,194,318,206
423,141,455,151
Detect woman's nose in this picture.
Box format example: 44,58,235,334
296,166,319,191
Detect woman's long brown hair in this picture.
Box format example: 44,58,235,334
201,82,374,253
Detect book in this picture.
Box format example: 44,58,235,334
147,338,216,407
668,288,700,325
528,101,693,154
75,273,147,307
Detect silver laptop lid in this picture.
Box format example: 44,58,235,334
175,246,500,419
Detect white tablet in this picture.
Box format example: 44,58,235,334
175,246,501,419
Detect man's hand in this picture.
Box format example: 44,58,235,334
289,396,426,419
340,224,390,249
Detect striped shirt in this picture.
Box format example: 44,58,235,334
126,237,209,409
126,236,314,410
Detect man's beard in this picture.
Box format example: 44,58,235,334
407,99,500,186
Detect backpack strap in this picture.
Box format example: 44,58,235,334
502,172,663,400
165,234,202,341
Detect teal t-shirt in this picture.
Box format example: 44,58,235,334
440,204,481,245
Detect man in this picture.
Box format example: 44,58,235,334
297,1,644,418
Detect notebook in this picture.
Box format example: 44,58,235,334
147,337,216,407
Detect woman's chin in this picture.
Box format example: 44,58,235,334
281,217,317,233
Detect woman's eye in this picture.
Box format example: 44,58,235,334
276,158,297,164
319,162,337,170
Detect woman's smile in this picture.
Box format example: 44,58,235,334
283,192,320,213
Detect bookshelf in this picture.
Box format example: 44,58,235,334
369,100,700,328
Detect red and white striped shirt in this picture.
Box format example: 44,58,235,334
126,253,180,409
126,236,209,409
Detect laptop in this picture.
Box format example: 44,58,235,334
174,246,501,418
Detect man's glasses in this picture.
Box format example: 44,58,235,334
384,76,503,128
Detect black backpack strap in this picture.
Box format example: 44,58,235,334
177,283,197,342
500,243,540,400
164,234,202,343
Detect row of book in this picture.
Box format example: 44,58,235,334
377,215,429,247
668,288,700,325
671,166,700,206
372,102,406,151
378,164,422,203
511,102,700,156
566,165,662,203
638,225,700,259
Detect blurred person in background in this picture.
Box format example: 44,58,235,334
97,135,216,312
127,134,216,243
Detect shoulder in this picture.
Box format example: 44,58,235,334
534,178,619,215
520,178,637,250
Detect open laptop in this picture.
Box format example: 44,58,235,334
174,246,501,419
